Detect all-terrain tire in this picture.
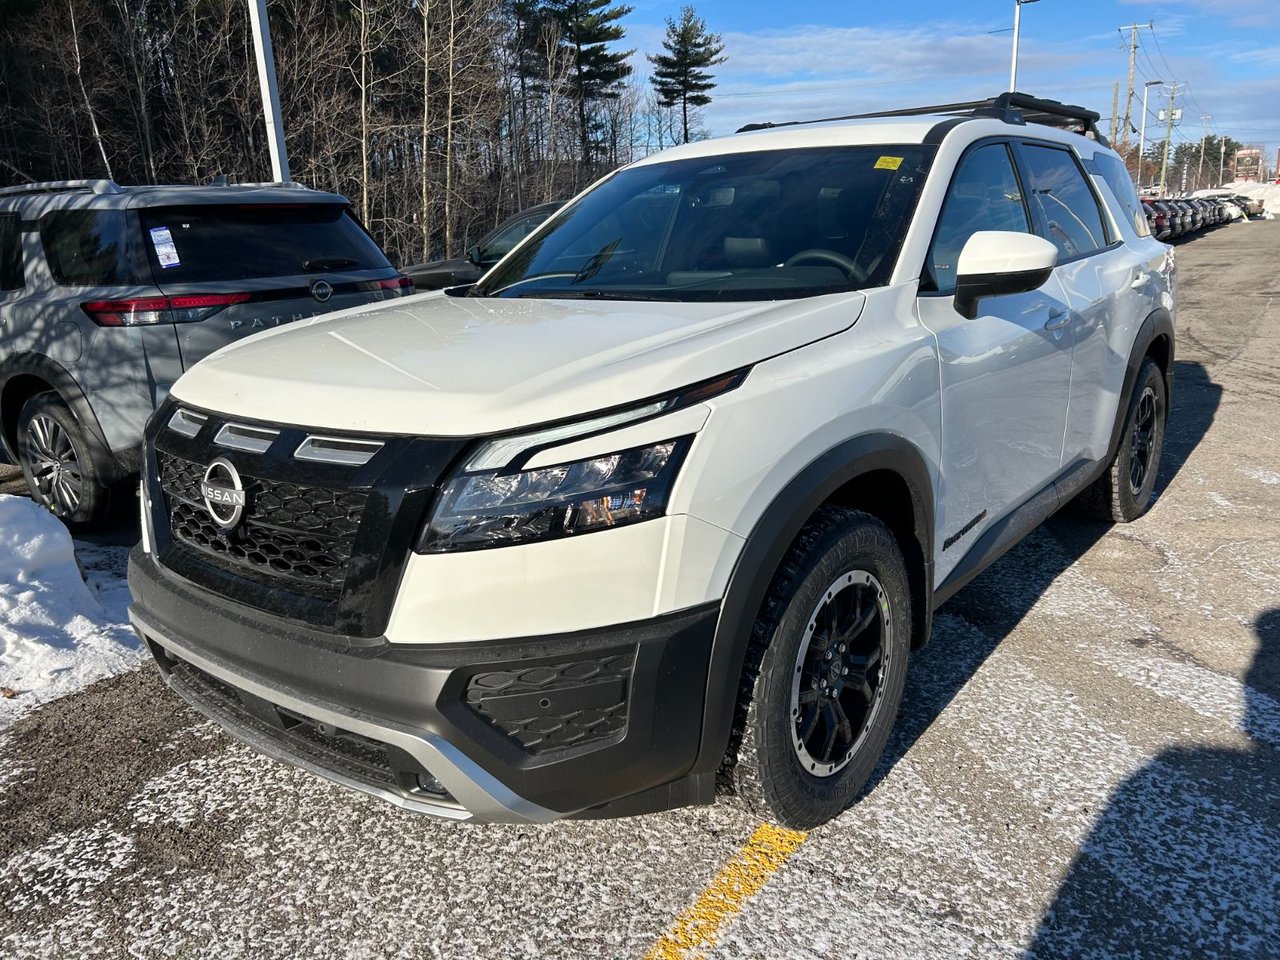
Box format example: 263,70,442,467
1075,358,1167,523
726,507,911,830
16,392,113,529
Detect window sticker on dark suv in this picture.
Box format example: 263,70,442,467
1020,144,1109,259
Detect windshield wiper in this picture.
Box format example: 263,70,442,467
304,257,360,271
514,289,668,302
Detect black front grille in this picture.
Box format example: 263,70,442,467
158,452,367,600
146,400,468,635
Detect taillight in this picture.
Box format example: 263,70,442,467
375,275,415,296
82,293,250,326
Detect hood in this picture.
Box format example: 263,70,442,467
171,289,866,436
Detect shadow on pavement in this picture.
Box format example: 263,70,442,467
1026,609,1280,958
867,359,1221,796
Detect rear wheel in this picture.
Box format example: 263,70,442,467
729,507,911,829
1076,357,1167,522
16,392,112,528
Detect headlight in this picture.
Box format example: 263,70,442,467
418,437,692,553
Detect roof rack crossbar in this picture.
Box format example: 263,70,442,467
736,92,1108,146
0,179,122,198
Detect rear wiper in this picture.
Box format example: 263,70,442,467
304,257,360,271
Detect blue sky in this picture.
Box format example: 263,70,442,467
624,0,1280,156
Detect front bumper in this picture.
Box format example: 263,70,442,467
128,547,719,823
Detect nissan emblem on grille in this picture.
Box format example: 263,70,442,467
200,457,247,530
310,279,334,303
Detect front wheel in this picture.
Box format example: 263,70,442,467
16,392,112,528
729,507,911,829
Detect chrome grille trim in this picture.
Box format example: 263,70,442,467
294,435,384,466
168,409,208,439
214,422,279,454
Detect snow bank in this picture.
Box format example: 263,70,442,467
0,496,141,729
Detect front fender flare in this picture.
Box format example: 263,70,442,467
691,432,935,776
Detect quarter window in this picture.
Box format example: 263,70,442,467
1093,152,1151,238
0,214,22,291
1020,144,1108,259
40,210,143,287
928,143,1031,294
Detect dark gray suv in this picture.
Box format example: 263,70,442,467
0,178,412,525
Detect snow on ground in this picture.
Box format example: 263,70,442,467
0,496,140,730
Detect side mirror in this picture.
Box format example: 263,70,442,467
466,244,483,266
953,231,1058,320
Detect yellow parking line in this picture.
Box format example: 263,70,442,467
644,822,808,960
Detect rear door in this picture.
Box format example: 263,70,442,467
916,140,1074,579
136,202,403,370
1017,142,1154,467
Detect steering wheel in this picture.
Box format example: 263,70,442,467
783,248,863,281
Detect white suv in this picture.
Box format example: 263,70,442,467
128,94,1175,829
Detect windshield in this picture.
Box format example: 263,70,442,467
473,145,935,302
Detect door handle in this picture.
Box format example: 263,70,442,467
1044,307,1071,331
1131,272,1151,290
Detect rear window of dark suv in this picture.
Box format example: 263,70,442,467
137,204,391,283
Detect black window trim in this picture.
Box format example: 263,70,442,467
918,136,1035,296
1010,138,1121,265
0,211,25,293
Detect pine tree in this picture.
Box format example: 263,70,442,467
543,0,634,167
648,6,724,144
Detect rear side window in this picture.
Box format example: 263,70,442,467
1093,152,1151,238
0,213,21,291
928,142,1031,294
137,204,391,283
1020,144,1108,259
40,210,143,286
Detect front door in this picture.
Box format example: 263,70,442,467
916,141,1074,581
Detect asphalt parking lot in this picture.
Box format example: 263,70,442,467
2,222,1278,960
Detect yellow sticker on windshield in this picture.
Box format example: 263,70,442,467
874,156,904,170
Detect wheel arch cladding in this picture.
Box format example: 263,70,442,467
0,353,120,479
1110,308,1175,461
692,432,935,778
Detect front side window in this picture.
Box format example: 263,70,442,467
1020,144,1108,259
480,213,548,263
0,213,22,292
927,142,1031,294
473,145,935,302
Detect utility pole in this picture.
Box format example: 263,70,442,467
1158,82,1178,196
1197,115,1211,192
247,0,290,183
1118,23,1149,147
1110,81,1120,144
1137,79,1164,190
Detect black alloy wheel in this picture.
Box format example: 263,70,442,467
790,570,891,777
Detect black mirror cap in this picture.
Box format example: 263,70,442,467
466,245,483,265
953,265,1054,320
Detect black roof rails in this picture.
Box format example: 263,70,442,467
736,92,1109,147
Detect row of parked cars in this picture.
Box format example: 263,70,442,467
1141,194,1264,241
